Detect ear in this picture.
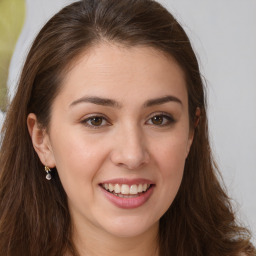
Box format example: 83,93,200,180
186,107,201,157
194,107,201,129
27,113,56,168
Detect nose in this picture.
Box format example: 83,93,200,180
110,125,150,170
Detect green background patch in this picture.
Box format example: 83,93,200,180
0,0,25,112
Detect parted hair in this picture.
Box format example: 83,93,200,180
0,0,255,255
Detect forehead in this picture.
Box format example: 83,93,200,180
57,43,188,107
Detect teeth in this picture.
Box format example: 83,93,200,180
121,184,130,194
102,183,151,195
114,184,121,194
130,185,138,194
109,184,114,192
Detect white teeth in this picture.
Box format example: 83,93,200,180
130,185,138,194
114,184,121,194
121,184,130,194
102,183,151,195
109,184,114,192
142,184,147,192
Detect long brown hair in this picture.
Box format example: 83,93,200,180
0,0,255,255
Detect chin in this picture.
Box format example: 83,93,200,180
99,215,159,239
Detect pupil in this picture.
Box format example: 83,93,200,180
91,117,102,126
152,116,163,125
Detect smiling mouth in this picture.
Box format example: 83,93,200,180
100,183,152,198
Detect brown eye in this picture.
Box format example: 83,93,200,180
82,115,109,128
90,117,103,126
146,114,175,127
151,116,164,125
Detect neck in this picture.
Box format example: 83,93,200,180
71,220,159,256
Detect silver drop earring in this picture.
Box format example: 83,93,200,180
45,166,52,180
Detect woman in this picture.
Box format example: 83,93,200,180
0,0,255,255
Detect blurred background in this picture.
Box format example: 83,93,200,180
0,0,255,242
0,0,25,112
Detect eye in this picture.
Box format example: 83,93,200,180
146,113,175,127
81,115,110,128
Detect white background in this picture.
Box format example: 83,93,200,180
1,0,255,242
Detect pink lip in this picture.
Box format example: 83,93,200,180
100,184,154,210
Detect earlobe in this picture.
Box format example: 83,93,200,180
27,113,56,168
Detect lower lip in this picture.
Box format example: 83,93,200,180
100,186,154,209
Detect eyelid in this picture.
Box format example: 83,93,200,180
80,113,108,120
145,111,175,126
80,113,111,129
147,111,174,120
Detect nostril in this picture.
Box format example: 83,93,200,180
114,153,149,170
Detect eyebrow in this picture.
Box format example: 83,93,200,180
143,95,182,107
69,95,182,108
70,96,121,108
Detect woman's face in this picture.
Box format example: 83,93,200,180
36,43,193,238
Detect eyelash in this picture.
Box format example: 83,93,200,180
81,114,110,129
81,112,175,129
146,112,175,127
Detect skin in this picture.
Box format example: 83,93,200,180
28,43,195,256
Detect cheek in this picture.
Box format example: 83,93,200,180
152,130,189,170
51,128,103,167
50,134,108,218
150,132,189,208
50,131,106,193
157,141,186,189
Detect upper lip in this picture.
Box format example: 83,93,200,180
100,178,154,185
